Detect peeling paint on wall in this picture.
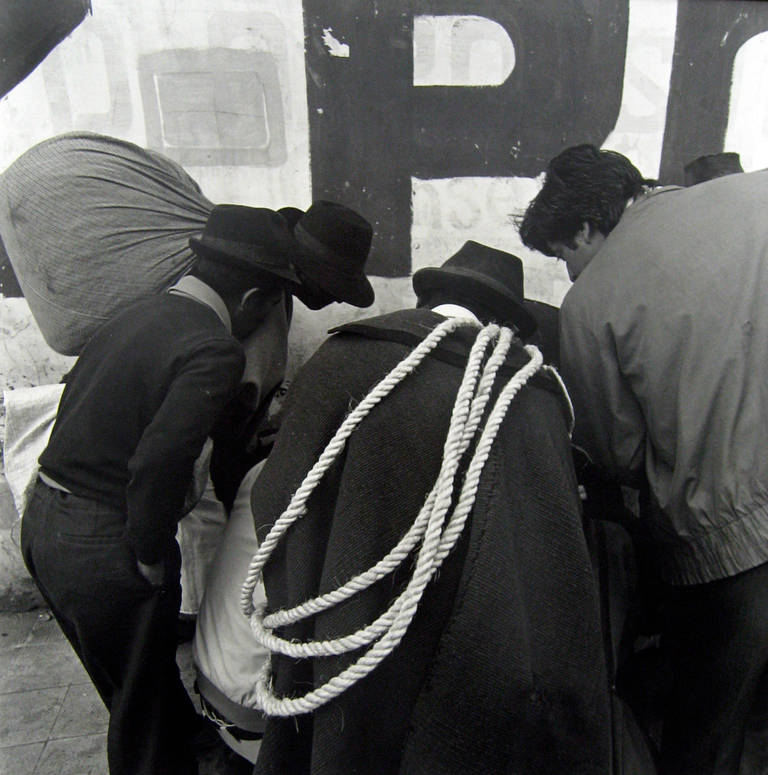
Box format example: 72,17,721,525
321,27,350,57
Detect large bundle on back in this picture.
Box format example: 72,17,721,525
0,132,213,354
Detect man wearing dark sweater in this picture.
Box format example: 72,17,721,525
20,204,358,775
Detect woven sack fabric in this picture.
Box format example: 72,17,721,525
0,131,214,354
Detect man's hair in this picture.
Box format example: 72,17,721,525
517,144,657,256
188,254,279,301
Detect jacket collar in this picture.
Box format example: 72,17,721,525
330,308,494,365
168,275,231,333
330,308,570,419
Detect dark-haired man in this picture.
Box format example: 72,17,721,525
20,204,340,775
520,143,768,775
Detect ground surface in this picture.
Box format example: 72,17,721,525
0,609,254,775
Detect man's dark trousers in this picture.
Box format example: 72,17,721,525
659,560,768,775
21,479,201,775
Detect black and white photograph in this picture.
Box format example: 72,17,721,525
1,1,768,773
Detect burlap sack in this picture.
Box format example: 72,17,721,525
0,131,213,354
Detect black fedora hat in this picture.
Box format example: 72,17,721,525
277,206,303,228
412,241,536,337
290,201,375,308
189,205,301,287
684,152,744,186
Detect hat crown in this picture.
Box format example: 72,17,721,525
189,204,301,286
438,240,524,299
200,205,291,250
295,200,373,271
290,200,375,307
411,240,536,336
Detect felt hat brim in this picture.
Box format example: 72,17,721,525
189,237,301,288
293,254,375,307
412,265,536,337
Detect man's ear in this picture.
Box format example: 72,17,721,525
575,222,595,245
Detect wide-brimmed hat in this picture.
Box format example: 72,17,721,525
684,152,744,186
412,241,536,336
287,201,375,308
189,205,301,287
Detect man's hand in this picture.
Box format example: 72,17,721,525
137,559,165,587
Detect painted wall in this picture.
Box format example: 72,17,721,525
3,1,768,349
1,0,768,606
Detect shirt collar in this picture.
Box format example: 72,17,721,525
168,275,231,333
431,303,481,324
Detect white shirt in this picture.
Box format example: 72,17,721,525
431,303,481,324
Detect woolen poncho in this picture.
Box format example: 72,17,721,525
250,308,612,775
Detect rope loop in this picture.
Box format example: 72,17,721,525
240,320,571,716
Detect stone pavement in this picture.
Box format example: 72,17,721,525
0,609,254,775
4,609,768,774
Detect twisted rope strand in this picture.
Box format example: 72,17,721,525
240,317,472,617
436,345,544,565
541,364,575,435
259,325,510,641
241,324,546,715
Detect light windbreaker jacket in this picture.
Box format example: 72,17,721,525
560,171,768,585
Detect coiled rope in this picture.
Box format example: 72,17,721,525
240,318,572,716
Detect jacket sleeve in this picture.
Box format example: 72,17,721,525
559,293,646,485
126,337,245,564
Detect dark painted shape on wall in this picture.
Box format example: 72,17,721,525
0,0,91,98
2,1,767,297
303,0,628,276
659,0,768,185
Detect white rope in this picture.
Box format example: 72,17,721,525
541,364,575,436
239,316,472,617
246,324,510,661
254,324,510,637
240,321,559,716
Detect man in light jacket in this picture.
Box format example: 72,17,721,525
519,143,768,775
